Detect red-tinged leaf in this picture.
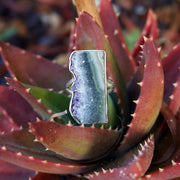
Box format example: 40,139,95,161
153,104,177,164
0,129,92,174
99,0,136,83
74,11,105,50
30,121,121,161
169,75,180,115
6,78,52,120
0,111,19,133
162,43,180,103
74,11,129,125
0,41,71,91
142,162,180,180
88,136,154,180
127,58,145,115
68,24,76,57
132,10,158,63
153,132,174,165
118,38,164,153
0,86,39,130
65,175,86,180
161,103,177,144
32,172,62,180
154,133,174,165
74,0,102,28
32,173,85,180
0,159,22,173
171,110,180,162
0,159,35,180
0,171,34,180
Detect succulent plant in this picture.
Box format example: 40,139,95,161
0,0,180,179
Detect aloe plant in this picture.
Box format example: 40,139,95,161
0,0,180,179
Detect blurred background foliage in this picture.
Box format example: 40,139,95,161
0,0,180,83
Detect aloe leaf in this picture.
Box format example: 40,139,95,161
74,11,129,125
153,132,174,165
171,110,180,162
127,58,145,118
161,103,177,144
118,38,164,153
32,173,61,180
0,129,92,174
32,173,62,180
141,161,180,180
23,84,75,124
0,159,35,180
169,76,180,115
24,81,119,128
99,0,136,83
6,78,52,120
0,86,38,129
153,104,177,164
32,173,85,180
74,11,105,50
162,43,180,103
0,41,71,91
105,94,120,129
30,121,121,161
132,10,158,63
88,136,154,179
5,78,118,128
73,0,102,28
23,84,70,114
0,113,19,133
68,25,76,56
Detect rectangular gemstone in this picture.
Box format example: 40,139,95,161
69,50,107,124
